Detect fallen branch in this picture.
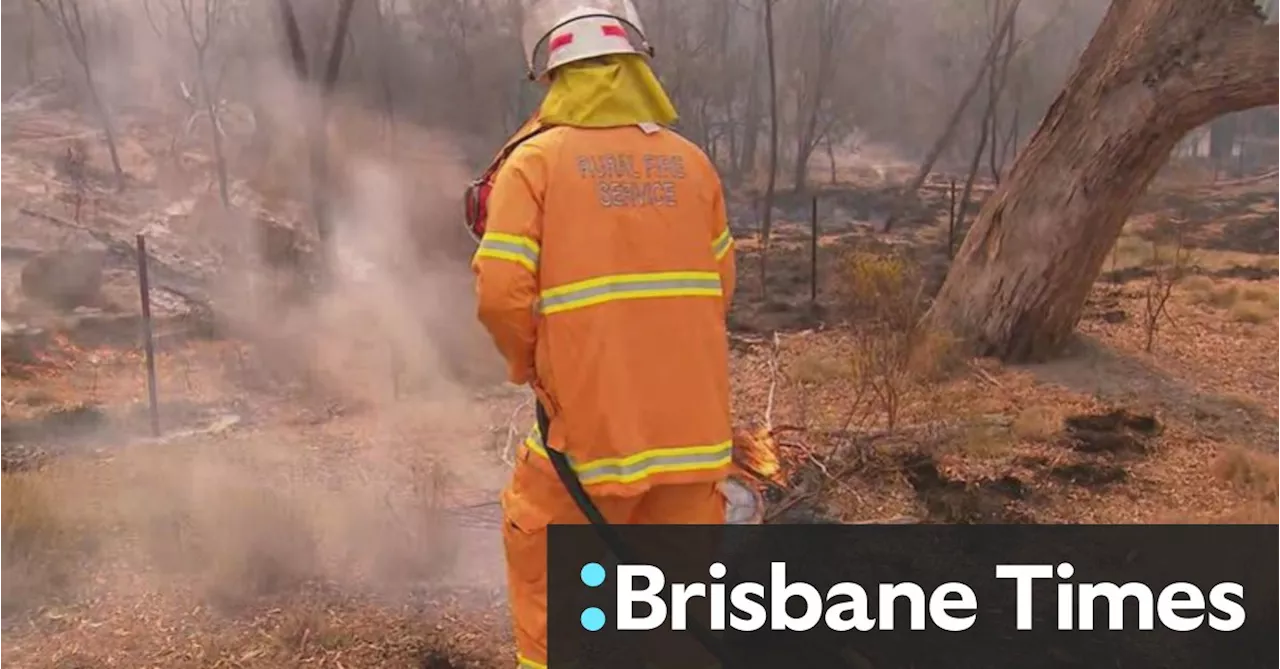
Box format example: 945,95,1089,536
729,333,771,347
968,362,1003,388
850,515,922,525
764,331,782,429
17,207,212,308
764,489,815,522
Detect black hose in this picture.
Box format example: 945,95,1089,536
534,401,732,665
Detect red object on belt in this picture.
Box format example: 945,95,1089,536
464,124,552,244
464,176,493,241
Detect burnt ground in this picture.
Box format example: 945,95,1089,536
723,173,1277,531
2,99,1278,668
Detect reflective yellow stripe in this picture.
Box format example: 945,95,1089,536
712,228,734,261
524,423,733,486
517,654,547,669
475,233,540,272
538,271,722,315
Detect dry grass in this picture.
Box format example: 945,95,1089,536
0,425,463,620
1011,405,1061,442
1109,234,1151,270
1211,501,1279,524
1,468,98,617
948,422,1017,460
1239,284,1277,302
789,350,852,384
1193,283,1241,308
1181,275,1216,298
1230,300,1273,324
1256,256,1280,272
1111,228,1273,275
1210,446,1278,501
1185,280,1277,324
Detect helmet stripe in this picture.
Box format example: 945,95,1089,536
549,32,575,53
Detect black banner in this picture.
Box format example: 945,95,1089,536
547,524,1277,669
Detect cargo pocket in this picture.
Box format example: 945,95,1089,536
501,462,558,660
500,461,556,588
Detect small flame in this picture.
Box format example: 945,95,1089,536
732,425,786,486
9,332,139,377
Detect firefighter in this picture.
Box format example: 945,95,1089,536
468,1,737,666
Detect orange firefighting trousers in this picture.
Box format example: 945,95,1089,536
502,448,726,669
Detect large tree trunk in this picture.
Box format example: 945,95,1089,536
925,0,1277,362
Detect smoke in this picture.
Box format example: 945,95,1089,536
5,0,1124,627
152,80,511,606
2,2,514,623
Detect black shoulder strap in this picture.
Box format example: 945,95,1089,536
484,124,554,179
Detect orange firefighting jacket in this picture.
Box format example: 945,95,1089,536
471,124,737,497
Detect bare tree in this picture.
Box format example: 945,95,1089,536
880,0,1021,232
736,0,764,181
759,0,780,297
35,0,125,191
955,0,1020,228
176,0,232,208
369,0,398,136
16,0,41,86
787,0,849,194
985,0,1018,184
275,0,357,251
1141,229,1192,353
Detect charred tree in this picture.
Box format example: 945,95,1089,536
274,0,355,251
790,0,844,194
178,0,231,209
925,0,1277,362
311,0,357,245
759,0,780,297
1208,113,1240,178
36,0,126,191
737,3,764,182
881,0,1020,232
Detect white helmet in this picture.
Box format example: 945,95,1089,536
521,0,653,82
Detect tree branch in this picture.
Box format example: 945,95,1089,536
1179,20,1279,122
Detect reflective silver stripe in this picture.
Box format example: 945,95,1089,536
475,233,539,272
538,271,722,315
525,423,733,486
712,229,733,260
